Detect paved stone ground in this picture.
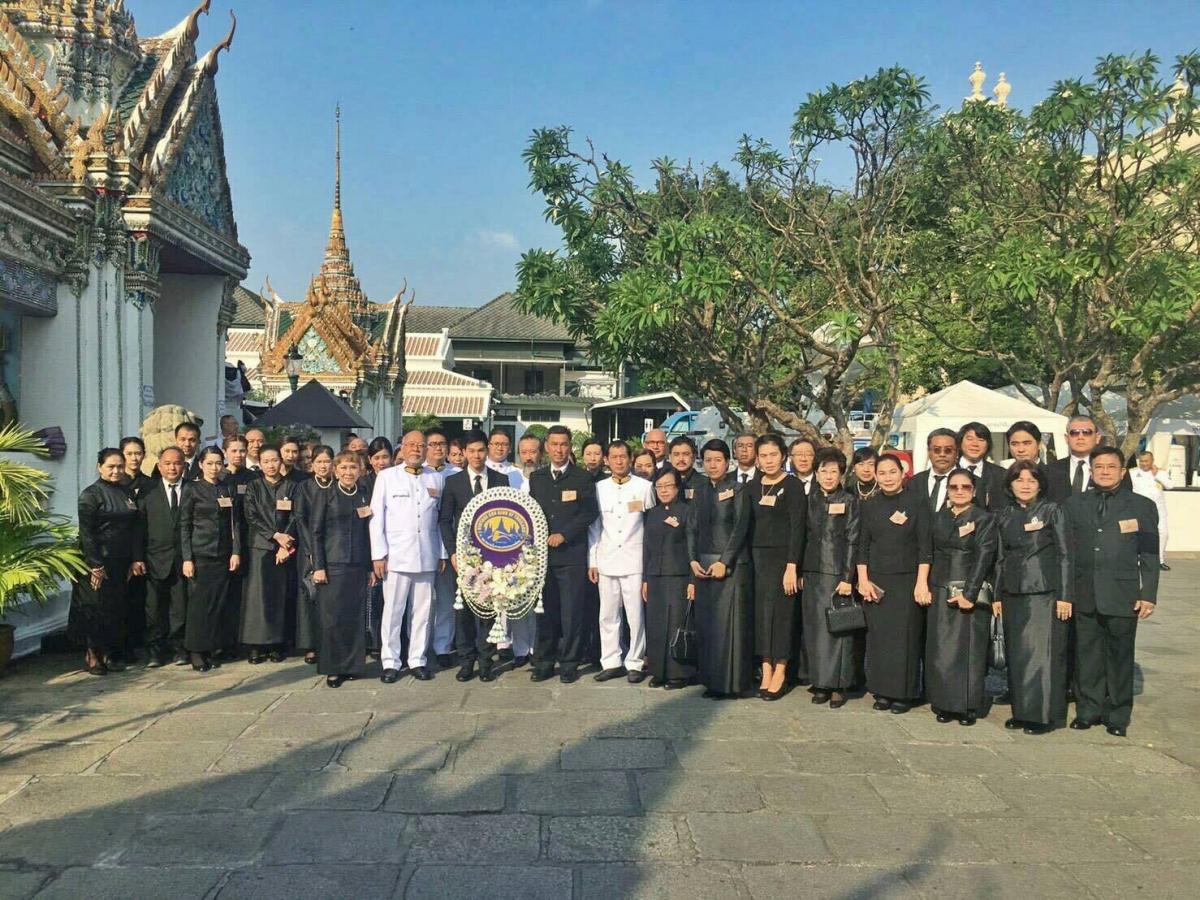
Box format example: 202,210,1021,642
1,561,1197,899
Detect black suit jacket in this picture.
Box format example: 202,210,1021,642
137,479,185,580
439,467,509,556
996,498,1071,599
1065,487,1159,615
528,463,600,568
1047,456,1132,504
960,459,1009,511
908,469,952,514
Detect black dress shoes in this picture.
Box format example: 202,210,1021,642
146,654,167,669
436,653,453,668
512,654,530,668
456,662,475,682
936,713,955,724
268,650,286,663
530,667,554,682
889,702,912,715
173,653,189,667
1106,725,1127,737
1070,717,1099,730
829,693,847,709
649,677,666,688
627,671,648,684
1023,724,1052,735
665,679,687,690
811,690,832,705
326,675,345,689
380,668,400,684
959,716,977,727
594,667,626,683
479,664,496,683
559,668,580,684
410,666,433,681
248,653,265,665
1159,563,1170,571
1005,718,1023,730
873,698,892,711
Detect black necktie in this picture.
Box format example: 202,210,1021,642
1097,489,1113,520
553,470,562,482
740,472,749,484
1072,461,1085,494
473,474,482,496
168,483,178,511
931,475,946,511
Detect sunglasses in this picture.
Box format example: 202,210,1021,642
947,484,974,491
929,447,957,455
1068,429,1096,437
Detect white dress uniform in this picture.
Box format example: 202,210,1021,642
369,464,447,671
588,474,656,672
1130,467,1172,562
487,458,526,491
427,463,462,660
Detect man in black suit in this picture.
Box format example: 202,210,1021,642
1047,413,1131,503
957,422,1008,511
909,429,959,514
1065,446,1160,737
133,448,189,666
527,425,600,684
439,430,509,683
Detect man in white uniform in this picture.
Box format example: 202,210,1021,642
588,440,655,684
486,429,526,490
370,431,446,682
424,426,460,668
1131,450,1172,571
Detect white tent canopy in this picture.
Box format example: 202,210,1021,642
893,380,1069,472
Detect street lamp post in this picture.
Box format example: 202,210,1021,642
284,344,304,392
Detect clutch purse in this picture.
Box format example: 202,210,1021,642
946,580,992,610
826,591,866,634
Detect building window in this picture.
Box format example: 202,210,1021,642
523,369,546,394
520,409,560,423
471,367,494,383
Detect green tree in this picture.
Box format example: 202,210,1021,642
913,51,1200,455
517,66,934,450
401,414,442,435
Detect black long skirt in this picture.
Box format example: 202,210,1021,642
644,574,696,682
185,557,230,653
221,572,243,649
695,564,754,695
240,549,291,645
1004,591,1068,727
926,584,990,715
863,570,925,702
295,570,320,651
801,571,863,691
318,566,368,677
752,547,795,660
68,557,131,654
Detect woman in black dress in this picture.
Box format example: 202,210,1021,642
642,467,696,688
180,447,242,671
241,446,298,663
994,461,1072,734
360,436,393,657
219,435,255,655
118,436,151,658
312,451,376,687
687,439,753,699
802,447,862,708
749,434,806,700
927,469,999,726
70,449,140,675
856,453,933,713
294,445,335,664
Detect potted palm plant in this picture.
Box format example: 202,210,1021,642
0,423,89,676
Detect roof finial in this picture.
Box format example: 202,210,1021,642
334,104,342,211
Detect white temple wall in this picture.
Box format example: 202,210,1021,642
155,275,225,429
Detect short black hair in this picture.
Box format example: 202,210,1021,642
926,428,959,448
546,425,572,441
669,435,697,454
96,447,122,465
1006,421,1042,443
367,436,393,457
755,433,787,456
174,421,201,437
279,435,301,450
653,466,682,488
583,438,604,453
197,446,225,464
788,437,817,453
119,436,145,452
1090,445,1125,467
1003,459,1048,498
312,444,336,461
701,438,730,460
851,446,878,466
958,421,992,446
462,429,488,450
814,446,847,476
875,453,904,474
424,427,448,441
606,440,630,457
488,428,510,441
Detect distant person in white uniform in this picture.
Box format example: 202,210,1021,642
588,440,655,684
485,429,525,490
370,431,446,683
1131,450,1172,571
423,426,459,668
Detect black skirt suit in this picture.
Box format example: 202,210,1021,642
749,474,806,660
240,476,298,646
180,479,241,653
69,480,141,654
643,501,695,683
311,483,374,677
801,487,862,691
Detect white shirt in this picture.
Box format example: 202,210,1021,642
927,469,950,511
369,465,446,571
797,473,815,495
958,457,985,479
1067,456,1091,492
735,465,757,485
588,475,656,576
486,458,525,491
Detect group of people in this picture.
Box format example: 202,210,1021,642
70,412,1162,735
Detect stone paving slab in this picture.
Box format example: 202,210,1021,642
216,864,402,899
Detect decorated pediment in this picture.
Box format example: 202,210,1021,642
298,326,342,374
159,87,236,238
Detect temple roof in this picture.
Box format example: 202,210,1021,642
230,284,265,327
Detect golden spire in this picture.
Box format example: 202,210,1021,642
326,104,348,261
335,103,341,212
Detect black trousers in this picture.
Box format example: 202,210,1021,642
1074,609,1137,728
145,562,187,658
455,606,494,663
534,564,587,671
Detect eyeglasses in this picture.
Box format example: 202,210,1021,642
947,484,974,491
929,447,957,455
1067,429,1096,437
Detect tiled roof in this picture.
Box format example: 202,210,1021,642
406,369,487,388
407,305,471,334
403,393,489,418
405,335,442,358
225,330,262,354
231,287,266,326
449,293,572,342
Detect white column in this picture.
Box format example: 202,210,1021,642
154,275,224,429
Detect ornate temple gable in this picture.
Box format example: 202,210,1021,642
156,81,235,237
261,290,373,379
296,325,342,374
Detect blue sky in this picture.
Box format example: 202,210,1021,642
137,0,1197,310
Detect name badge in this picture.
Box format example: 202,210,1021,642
561,490,577,502
276,498,292,511
125,498,137,510
357,506,373,519
1118,518,1138,534
759,495,777,507
627,500,644,513
237,484,247,495
958,521,975,537
427,488,440,499
890,510,908,525
217,497,234,508
718,489,734,502
666,516,680,528
685,488,695,500
829,502,846,515
1024,519,1044,532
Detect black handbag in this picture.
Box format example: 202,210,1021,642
989,612,1007,670
973,581,994,611
826,591,866,634
670,603,699,665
